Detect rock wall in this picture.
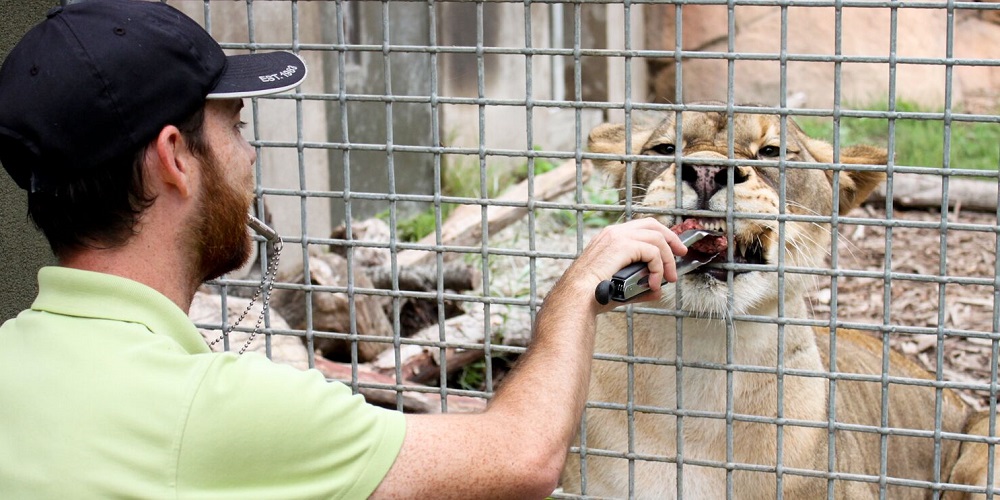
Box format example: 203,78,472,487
645,2,1000,112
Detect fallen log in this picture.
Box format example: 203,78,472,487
371,302,533,386
312,356,487,413
366,261,480,293
396,158,593,268
270,251,394,362
411,348,488,386
328,218,482,336
869,173,998,213
329,219,482,292
328,218,392,268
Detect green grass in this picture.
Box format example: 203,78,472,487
795,101,1000,174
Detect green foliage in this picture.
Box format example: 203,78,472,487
454,353,514,392
443,146,561,201
443,156,508,200
375,205,454,243
540,181,624,231
515,146,558,180
457,359,488,391
582,186,623,228
796,101,1000,174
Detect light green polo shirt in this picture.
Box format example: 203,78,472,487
0,267,405,499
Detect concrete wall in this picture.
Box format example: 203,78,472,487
0,0,59,322
436,3,637,162
321,0,437,226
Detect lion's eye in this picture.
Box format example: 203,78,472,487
649,143,676,156
758,145,780,158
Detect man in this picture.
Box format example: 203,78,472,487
0,1,687,498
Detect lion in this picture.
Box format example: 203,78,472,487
561,104,994,499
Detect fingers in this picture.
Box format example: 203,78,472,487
618,220,682,293
571,218,687,302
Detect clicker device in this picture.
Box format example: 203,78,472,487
594,229,722,305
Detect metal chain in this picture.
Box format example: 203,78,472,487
210,236,282,355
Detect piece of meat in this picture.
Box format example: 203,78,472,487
670,219,728,254
670,219,703,235
691,234,728,254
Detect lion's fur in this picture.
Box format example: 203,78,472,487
562,105,990,498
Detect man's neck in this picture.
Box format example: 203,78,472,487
60,244,199,314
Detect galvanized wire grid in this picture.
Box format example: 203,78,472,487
176,0,1000,498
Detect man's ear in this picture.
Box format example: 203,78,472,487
152,125,195,198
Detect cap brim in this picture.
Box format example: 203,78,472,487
206,51,307,99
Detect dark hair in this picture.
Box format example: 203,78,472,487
27,106,208,258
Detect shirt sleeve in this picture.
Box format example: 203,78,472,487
174,353,406,499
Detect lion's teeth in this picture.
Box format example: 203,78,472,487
701,219,727,233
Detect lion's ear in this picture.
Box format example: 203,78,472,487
799,133,888,215
829,145,888,215
587,123,654,188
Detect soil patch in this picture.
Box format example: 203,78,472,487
807,205,998,410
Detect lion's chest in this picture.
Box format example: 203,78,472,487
583,313,829,497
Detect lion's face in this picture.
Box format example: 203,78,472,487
590,107,887,315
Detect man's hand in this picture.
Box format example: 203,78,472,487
560,217,689,314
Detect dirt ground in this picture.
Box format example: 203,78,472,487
806,205,999,411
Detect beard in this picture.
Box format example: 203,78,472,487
188,152,254,282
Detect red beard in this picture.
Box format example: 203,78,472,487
189,153,253,282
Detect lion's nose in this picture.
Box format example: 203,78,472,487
679,154,748,207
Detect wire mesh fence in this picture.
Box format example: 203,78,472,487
170,0,1000,497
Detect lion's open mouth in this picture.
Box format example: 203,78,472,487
675,218,766,280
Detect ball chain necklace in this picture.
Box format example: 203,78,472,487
208,214,282,355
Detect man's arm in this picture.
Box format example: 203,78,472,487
372,218,687,498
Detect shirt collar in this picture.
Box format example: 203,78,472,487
31,266,211,355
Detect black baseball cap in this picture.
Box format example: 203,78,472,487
0,0,308,192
